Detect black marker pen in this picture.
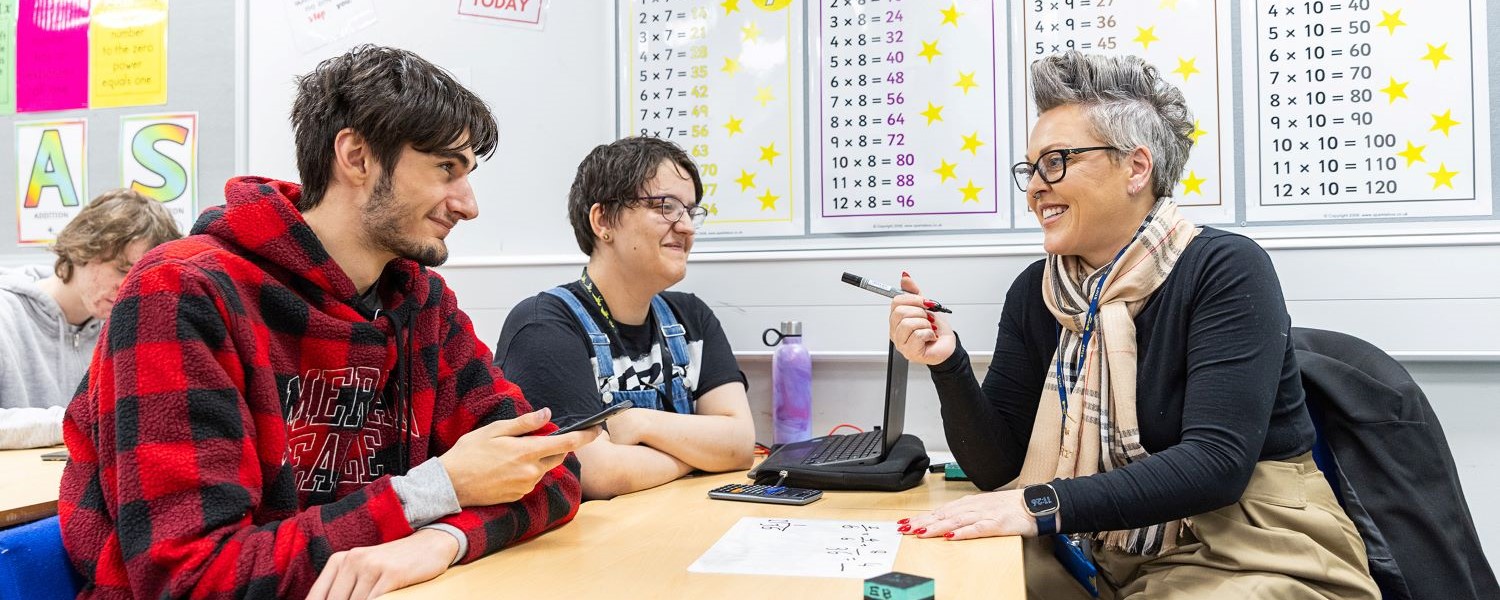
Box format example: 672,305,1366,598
841,272,953,313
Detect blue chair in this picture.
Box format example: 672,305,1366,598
0,516,81,600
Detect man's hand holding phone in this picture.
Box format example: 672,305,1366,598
440,407,600,507
548,399,635,436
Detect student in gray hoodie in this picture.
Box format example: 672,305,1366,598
0,189,180,449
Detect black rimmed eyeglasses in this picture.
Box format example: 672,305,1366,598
625,195,709,227
1011,146,1120,192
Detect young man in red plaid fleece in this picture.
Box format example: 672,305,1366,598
59,45,598,600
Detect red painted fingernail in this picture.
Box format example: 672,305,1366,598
897,518,909,525
897,524,911,533
928,315,936,325
944,532,955,539
923,300,936,308
901,271,910,278
914,528,927,535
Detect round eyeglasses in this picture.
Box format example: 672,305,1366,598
1011,146,1119,192
626,195,708,227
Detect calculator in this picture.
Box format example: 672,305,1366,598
707,483,823,505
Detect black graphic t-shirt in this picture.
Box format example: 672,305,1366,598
493,281,746,423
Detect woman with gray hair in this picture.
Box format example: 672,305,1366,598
887,51,1378,598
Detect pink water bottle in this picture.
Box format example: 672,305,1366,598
764,321,812,445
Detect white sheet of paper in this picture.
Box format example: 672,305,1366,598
688,517,900,579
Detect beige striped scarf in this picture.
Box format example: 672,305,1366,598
1019,198,1200,556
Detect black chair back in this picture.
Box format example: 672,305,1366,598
1294,327,1498,600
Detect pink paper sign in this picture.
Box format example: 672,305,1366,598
17,0,88,113
457,0,545,27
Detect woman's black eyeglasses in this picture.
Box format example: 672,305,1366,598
1011,146,1119,192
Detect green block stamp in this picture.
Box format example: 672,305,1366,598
864,571,935,600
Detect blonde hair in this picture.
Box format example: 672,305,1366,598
51,189,182,282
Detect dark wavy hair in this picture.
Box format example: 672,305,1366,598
289,44,498,210
567,137,702,255
52,189,182,282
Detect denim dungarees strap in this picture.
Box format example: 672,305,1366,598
544,287,693,413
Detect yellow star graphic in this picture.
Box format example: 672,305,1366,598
1397,141,1427,167
741,20,761,42
953,71,978,95
1159,0,1179,9
1180,171,1206,195
1420,43,1452,69
958,179,983,204
721,57,741,76
933,159,958,183
939,3,964,27
1133,26,1160,51
754,86,775,106
1188,120,1207,144
960,132,985,156
721,0,739,14
734,169,757,191
1378,77,1409,103
918,40,942,64
1427,163,1458,190
919,102,945,125
1172,57,1200,81
758,142,781,165
1430,110,1461,137
1377,9,1406,35
757,189,779,210
723,115,744,136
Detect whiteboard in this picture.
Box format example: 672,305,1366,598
244,1,615,264
232,1,1500,264
611,0,1500,256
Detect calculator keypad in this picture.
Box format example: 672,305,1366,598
712,484,820,499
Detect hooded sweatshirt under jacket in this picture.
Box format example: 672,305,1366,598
60,177,582,599
0,265,101,448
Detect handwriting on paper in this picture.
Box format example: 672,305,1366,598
689,518,900,579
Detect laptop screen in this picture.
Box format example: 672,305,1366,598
880,342,908,451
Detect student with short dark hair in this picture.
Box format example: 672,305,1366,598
494,136,754,500
60,45,597,600
0,189,180,449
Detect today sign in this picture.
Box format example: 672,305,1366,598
458,0,545,27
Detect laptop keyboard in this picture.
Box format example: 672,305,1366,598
801,431,882,465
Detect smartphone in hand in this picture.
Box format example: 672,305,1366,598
40,449,70,461
547,400,635,436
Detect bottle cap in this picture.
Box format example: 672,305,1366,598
779,320,802,336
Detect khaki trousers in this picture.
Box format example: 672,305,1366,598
1025,453,1379,599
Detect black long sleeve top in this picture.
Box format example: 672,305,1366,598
931,227,1315,534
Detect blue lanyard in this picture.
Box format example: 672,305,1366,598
1052,243,1134,436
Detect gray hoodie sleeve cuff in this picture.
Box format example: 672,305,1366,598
419,523,468,566
389,458,462,528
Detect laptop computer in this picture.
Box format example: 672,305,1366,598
760,342,908,468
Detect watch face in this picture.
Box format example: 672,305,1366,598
1024,485,1059,515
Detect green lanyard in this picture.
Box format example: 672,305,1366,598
578,267,680,405
579,267,624,341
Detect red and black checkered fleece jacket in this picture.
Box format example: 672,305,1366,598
59,177,581,599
